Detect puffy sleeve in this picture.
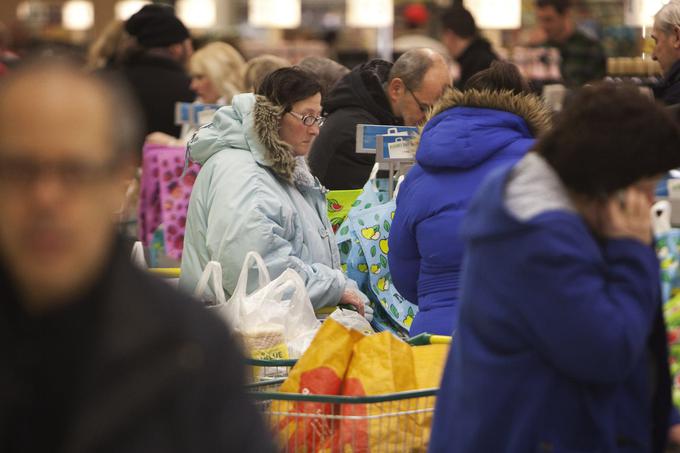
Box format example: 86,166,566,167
205,175,346,310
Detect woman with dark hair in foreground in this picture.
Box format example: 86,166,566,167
430,84,680,452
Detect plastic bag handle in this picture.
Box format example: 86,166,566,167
193,261,227,304
652,200,672,236
262,270,306,302
232,251,271,300
393,174,405,200
131,241,147,269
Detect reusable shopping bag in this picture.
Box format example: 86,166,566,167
652,201,680,411
324,333,449,452
336,177,418,337
350,200,417,333
273,318,367,451
666,294,680,409
326,190,362,234
653,201,680,303
138,144,200,260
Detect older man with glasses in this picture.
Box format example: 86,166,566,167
308,48,451,190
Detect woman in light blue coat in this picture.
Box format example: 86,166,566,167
179,68,367,313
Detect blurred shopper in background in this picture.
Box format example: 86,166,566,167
243,54,290,92
0,59,275,453
146,41,246,146
118,4,194,139
298,56,349,97
440,5,497,89
0,21,19,76
534,0,606,86
188,41,245,104
389,61,551,337
308,48,451,190
652,0,680,105
85,20,128,71
430,84,680,453
180,67,370,315
394,3,449,57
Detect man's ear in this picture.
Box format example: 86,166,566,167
387,77,405,102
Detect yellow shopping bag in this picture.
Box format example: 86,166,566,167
326,334,449,453
273,319,365,451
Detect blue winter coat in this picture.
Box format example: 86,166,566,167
429,153,669,453
388,89,551,335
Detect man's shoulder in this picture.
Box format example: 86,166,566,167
111,260,232,348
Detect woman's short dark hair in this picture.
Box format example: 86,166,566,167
256,66,322,112
464,60,531,95
537,83,680,197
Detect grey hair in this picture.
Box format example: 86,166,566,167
655,0,680,34
389,48,448,91
298,56,349,97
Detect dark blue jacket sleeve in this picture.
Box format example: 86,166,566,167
515,223,661,383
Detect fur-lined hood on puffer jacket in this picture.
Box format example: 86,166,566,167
188,93,314,186
181,92,351,310
413,88,552,170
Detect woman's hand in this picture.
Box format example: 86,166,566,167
600,187,653,246
340,290,365,316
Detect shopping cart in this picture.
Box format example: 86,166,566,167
246,334,450,452
250,382,437,453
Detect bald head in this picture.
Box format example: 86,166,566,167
386,48,451,126
0,60,142,160
0,59,140,311
389,48,450,91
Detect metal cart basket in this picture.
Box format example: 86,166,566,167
250,381,438,453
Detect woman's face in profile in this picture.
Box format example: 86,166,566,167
278,92,322,157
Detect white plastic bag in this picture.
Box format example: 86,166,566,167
330,307,375,336
193,261,228,305
215,252,320,359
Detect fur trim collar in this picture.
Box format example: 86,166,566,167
425,88,552,137
252,95,316,187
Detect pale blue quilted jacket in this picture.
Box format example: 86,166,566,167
179,93,350,309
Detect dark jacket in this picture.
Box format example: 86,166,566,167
120,52,194,138
655,60,680,106
308,59,401,190
430,153,671,453
454,37,498,89
388,88,551,336
0,240,275,453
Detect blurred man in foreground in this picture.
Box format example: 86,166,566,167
0,59,274,453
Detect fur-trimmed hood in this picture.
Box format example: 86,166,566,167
415,88,552,170
188,93,315,187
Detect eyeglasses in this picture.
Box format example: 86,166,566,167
288,111,325,127
0,155,122,190
406,86,431,113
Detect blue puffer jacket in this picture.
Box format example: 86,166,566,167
430,153,670,452
389,88,551,335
